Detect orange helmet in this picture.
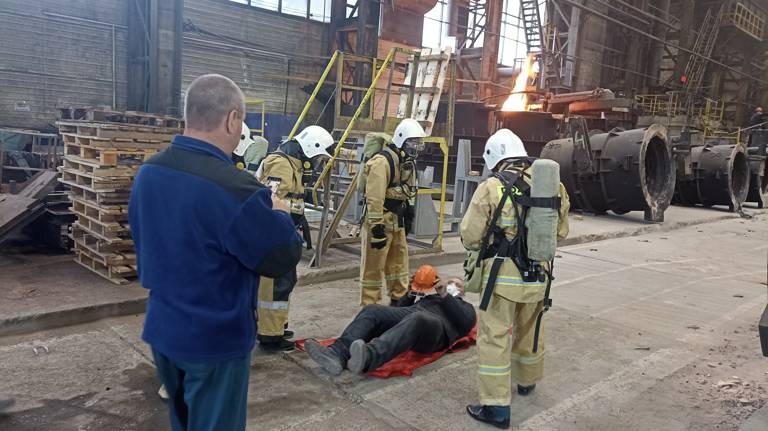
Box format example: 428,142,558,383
411,265,439,294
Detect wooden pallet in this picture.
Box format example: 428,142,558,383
63,142,157,167
73,239,136,266
71,197,128,223
71,224,133,252
63,157,138,178
72,209,130,240
60,133,169,151
396,46,452,135
58,123,176,143
74,248,136,285
60,167,133,192
59,107,183,129
67,184,130,206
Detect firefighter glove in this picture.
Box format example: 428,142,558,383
370,224,387,249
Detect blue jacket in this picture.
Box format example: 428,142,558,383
129,135,302,363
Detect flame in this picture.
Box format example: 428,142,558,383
502,54,536,112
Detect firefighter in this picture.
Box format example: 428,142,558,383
232,122,269,175
461,129,570,428
256,125,334,351
360,118,426,306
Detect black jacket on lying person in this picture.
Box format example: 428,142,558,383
394,293,477,345
328,292,477,371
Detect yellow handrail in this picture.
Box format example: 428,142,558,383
287,50,340,140
311,47,398,203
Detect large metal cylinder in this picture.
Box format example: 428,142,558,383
540,125,675,222
746,158,767,208
746,129,768,208
676,144,750,210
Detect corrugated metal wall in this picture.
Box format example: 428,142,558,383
0,0,128,130
0,0,329,130
183,0,329,115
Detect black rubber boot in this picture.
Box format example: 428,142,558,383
305,340,344,376
517,384,536,396
258,335,295,352
347,339,372,374
466,405,510,429
282,330,295,339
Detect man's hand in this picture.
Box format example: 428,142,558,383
271,194,290,214
446,277,465,297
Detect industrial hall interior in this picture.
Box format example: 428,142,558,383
1,0,768,430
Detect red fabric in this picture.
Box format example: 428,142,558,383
296,324,477,378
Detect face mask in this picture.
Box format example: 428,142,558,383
403,139,423,159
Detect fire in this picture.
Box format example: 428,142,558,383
502,54,536,112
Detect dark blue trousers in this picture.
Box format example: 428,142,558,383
153,349,251,431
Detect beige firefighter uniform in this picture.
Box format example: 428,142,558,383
256,152,305,338
460,164,570,406
360,146,416,305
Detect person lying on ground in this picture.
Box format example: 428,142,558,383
305,265,476,375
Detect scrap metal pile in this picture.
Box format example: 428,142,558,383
56,108,182,284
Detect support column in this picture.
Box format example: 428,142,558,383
480,0,502,101
126,0,183,115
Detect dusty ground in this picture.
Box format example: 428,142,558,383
0,213,766,430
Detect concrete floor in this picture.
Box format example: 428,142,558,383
0,213,766,430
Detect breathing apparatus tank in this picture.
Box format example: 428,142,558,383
525,159,560,262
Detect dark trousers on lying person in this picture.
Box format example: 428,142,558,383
329,304,449,371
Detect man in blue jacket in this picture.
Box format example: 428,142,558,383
129,74,302,431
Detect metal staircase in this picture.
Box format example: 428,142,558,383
286,48,453,267
682,5,724,95
520,0,543,53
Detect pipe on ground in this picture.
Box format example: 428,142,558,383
747,129,768,208
540,124,675,222
747,158,767,208
675,144,750,211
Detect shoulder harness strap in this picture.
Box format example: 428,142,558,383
378,149,397,188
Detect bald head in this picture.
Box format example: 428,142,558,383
183,74,246,154
185,74,245,132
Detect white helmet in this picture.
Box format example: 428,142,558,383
295,125,334,159
392,118,426,149
234,122,254,157
483,128,527,170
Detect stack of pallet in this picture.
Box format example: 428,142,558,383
56,108,182,284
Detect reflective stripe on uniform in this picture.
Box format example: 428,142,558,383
385,272,408,281
479,363,512,376
258,300,289,311
482,275,546,288
500,216,515,226
361,280,383,286
511,351,544,365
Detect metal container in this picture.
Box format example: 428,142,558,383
494,111,560,157
676,143,750,211
540,124,675,222
746,129,768,208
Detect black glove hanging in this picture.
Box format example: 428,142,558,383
370,224,387,249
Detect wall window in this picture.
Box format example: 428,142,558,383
228,0,330,22
309,0,331,22
422,0,448,49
